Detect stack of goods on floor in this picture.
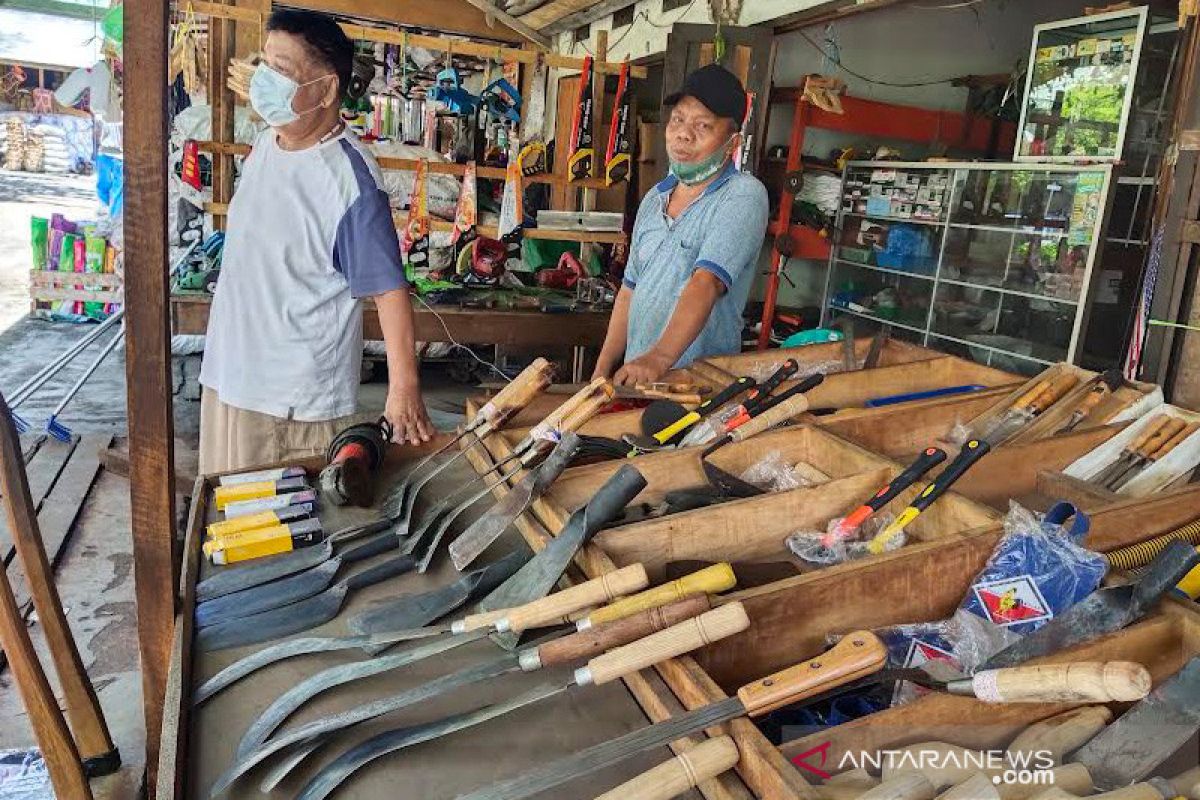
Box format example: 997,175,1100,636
29,213,120,321
30,123,72,174
22,127,44,172
3,116,26,171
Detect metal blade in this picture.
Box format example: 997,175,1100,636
1090,453,1134,489
1105,458,1145,491
193,626,454,705
450,433,581,571
1071,657,1200,790
479,464,647,651
981,408,1031,445
195,559,340,628
455,696,745,800
210,651,521,796
236,632,497,757
349,551,528,640
982,541,1200,669
297,682,571,800
194,517,394,602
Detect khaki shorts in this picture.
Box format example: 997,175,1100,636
198,387,359,475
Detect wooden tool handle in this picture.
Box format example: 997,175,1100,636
1134,417,1186,458
730,394,810,443
935,773,999,800
558,386,616,434
475,358,554,428
1151,421,1200,460
535,595,712,670
971,661,1150,703
1074,375,1116,417
497,564,649,633
860,774,937,800
1011,379,1052,412
997,764,1095,799
577,603,750,686
1029,373,1081,414
593,735,739,800
1087,784,1174,800
1005,706,1112,765
738,630,888,716
581,563,736,629
1127,415,1173,454
531,377,611,439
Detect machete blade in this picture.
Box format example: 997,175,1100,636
195,559,340,628
195,539,335,602
1071,657,1200,790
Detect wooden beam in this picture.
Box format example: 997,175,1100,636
290,0,523,41
537,0,639,37
458,0,551,48
521,0,609,33
123,0,179,791
1183,218,1200,244
186,1,646,76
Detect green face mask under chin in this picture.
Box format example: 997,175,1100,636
668,136,736,186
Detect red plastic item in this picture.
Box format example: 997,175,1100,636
536,251,587,290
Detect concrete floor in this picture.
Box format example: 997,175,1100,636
0,170,480,798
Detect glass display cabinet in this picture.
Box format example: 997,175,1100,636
822,161,1113,375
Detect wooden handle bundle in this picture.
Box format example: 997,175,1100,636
593,735,739,800
474,358,555,434
457,564,647,633
580,563,735,629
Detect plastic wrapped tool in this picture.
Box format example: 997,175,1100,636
740,450,809,493
787,512,895,566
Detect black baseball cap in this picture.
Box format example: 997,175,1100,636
664,64,748,125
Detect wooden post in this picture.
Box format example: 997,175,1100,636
208,0,237,232
123,0,179,793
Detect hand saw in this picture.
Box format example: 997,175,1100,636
603,61,633,187
567,56,595,182
401,159,430,281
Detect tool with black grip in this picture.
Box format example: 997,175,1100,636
864,439,990,554
626,376,756,452
790,447,947,564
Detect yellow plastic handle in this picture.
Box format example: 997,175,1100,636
653,411,702,444
581,563,737,629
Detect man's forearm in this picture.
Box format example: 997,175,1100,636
594,287,633,377
645,272,722,367
375,289,421,389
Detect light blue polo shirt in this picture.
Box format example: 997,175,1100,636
623,161,769,368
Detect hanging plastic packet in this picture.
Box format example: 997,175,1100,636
451,160,478,264
959,501,1105,636
603,61,633,187
181,139,203,190
497,137,522,244
30,217,48,270
567,56,595,182
401,159,430,282
518,57,548,176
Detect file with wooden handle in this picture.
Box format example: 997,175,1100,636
1058,369,1123,433
494,564,648,632
593,735,739,800
1109,420,1200,490
1090,414,1172,486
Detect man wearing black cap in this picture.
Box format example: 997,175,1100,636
593,64,768,385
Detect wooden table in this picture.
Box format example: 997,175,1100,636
170,293,611,381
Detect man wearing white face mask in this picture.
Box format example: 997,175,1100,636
198,9,433,474
592,64,768,386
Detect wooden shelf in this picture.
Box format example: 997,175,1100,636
196,141,615,190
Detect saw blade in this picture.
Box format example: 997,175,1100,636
1071,657,1200,790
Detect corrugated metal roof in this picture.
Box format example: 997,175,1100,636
0,9,105,70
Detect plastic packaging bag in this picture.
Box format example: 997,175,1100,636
679,403,743,447
787,512,895,566
0,749,51,800
959,501,1106,636
740,450,808,493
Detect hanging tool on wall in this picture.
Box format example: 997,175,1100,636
567,55,595,182
1057,368,1124,433
497,136,523,244
319,419,392,507
863,438,992,555
401,159,431,280
517,56,548,176
604,61,633,187
450,160,478,267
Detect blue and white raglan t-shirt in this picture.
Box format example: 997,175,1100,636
200,128,406,421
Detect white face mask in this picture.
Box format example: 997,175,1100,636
249,63,332,127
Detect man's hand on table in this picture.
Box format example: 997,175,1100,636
385,386,434,445
613,350,675,387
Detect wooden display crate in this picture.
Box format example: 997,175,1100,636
499,355,1023,440
28,270,123,306
463,402,1200,800
694,338,945,383
959,362,1159,447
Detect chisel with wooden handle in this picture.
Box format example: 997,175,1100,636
1108,420,1199,491
985,372,1080,444
976,378,1052,442
214,603,750,798
1099,416,1187,490
866,439,990,554
1089,415,1171,487
592,735,739,800
882,661,1150,703
1057,369,1123,433
233,565,655,758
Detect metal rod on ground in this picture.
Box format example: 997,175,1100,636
46,325,126,442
